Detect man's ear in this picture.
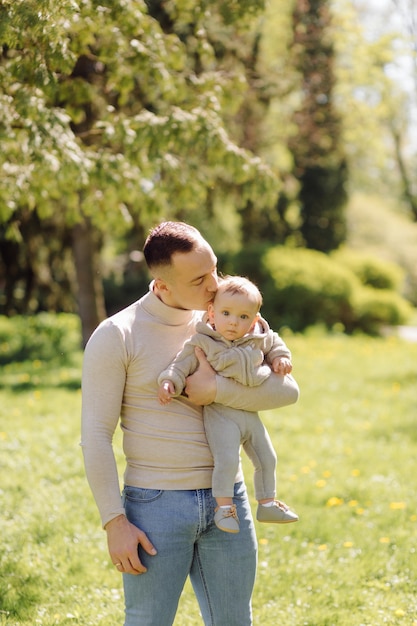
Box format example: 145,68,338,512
154,277,170,294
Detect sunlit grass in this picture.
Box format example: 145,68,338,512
1,333,417,625
249,333,417,626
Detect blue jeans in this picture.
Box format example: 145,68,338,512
122,481,257,626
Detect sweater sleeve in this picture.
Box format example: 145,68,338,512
215,372,299,412
264,330,292,366
157,340,199,395
80,322,127,527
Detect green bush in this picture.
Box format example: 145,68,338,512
218,245,413,335
262,247,358,332
331,248,404,291
352,286,413,336
0,313,82,364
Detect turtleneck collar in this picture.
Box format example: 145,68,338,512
140,282,197,326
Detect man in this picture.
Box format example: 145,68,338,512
81,221,299,625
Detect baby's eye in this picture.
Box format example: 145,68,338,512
240,314,249,320
221,310,229,316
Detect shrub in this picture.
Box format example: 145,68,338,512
351,287,413,336
261,247,358,332
345,192,417,305
0,313,82,364
331,248,404,291
218,245,413,335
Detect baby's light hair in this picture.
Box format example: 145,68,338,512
215,275,263,311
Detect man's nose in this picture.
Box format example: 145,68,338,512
208,273,218,292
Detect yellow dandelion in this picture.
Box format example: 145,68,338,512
391,382,401,393
316,480,326,488
301,466,311,474
323,470,332,478
379,537,390,544
394,609,405,617
348,500,358,507
259,538,268,545
326,497,344,507
355,508,365,515
390,502,406,510
410,514,417,522
34,390,42,400
318,544,327,551
289,474,298,482
33,359,42,369
351,469,360,477
343,541,354,548
0,432,7,440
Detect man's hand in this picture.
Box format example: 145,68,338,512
184,347,216,405
105,514,157,575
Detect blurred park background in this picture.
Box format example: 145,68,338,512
2,2,417,625
1,0,417,344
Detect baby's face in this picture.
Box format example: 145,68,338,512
208,291,259,341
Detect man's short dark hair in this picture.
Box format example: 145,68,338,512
143,222,202,270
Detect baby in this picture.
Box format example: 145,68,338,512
158,275,298,533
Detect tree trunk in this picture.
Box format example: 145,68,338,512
288,0,348,252
391,125,417,221
71,219,107,347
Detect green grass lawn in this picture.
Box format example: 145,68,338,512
1,333,416,625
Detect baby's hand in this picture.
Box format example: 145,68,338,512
272,357,293,375
158,381,174,405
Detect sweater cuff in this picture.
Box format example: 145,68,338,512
101,506,126,530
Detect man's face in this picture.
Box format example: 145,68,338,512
159,240,218,311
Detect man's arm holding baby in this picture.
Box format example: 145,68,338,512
185,347,299,411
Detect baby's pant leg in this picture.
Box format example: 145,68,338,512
242,413,277,501
204,404,242,498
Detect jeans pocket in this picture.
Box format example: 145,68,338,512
122,486,163,504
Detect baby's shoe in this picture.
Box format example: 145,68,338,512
214,504,240,533
256,500,298,524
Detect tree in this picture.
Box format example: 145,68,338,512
230,0,348,250
0,0,278,343
287,0,348,252
332,0,417,218
390,0,417,220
